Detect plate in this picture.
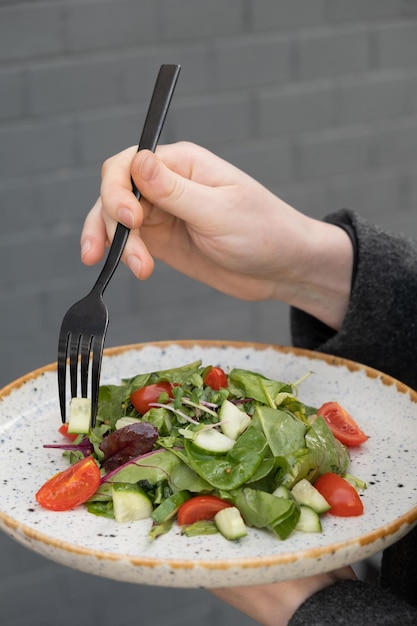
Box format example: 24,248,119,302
1,340,417,588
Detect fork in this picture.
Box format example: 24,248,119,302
57,64,181,427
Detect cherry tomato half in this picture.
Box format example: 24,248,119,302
314,472,364,517
58,422,79,442
317,401,368,447
177,495,233,525
35,456,101,511
130,382,174,414
203,367,228,390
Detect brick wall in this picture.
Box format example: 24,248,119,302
1,2,417,625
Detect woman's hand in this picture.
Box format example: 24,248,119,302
210,565,356,626
81,142,353,330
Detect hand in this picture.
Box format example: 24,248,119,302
210,565,356,626
81,142,353,330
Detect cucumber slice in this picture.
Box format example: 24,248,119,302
115,416,142,430
193,428,235,454
295,505,322,533
111,482,153,523
219,400,251,440
272,484,293,500
214,506,247,540
291,478,330,514
67,397,92,434
151,491,190,525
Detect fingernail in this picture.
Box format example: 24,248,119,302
117,207,134,228
127,255,142,278
81,239,91,259
139,151,158,181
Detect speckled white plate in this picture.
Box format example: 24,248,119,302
1,340,417,588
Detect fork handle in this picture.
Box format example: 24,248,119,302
91,64,181,296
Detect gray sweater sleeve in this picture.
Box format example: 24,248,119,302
291,209,417,390
288,209,417,625
288,579,417,626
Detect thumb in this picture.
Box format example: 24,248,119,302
132,149,219,227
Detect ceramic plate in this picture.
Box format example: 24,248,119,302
1,340,416,588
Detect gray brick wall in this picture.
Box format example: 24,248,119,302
1,2,417,624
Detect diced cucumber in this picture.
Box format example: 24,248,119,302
193,428,236,454
295,505,322,533
291,478,330,514
272,484,293,500
115,416,142,430
67,397,92,434
219,400,251,440
151,491,190,525
111,482,153,523
214,506,247,540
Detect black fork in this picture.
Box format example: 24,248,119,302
57,64,181,426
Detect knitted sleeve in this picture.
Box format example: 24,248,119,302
288,579,417,626
291,209,417,390
289,209,417,624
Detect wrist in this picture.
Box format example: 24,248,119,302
277,218,354,331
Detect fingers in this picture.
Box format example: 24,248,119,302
80,197,108,266
99,141,240,232
81,196,155,280
81,141,243,280
100,145,143,229
123,234,155,280
81,146,155,278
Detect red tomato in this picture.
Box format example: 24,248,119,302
314,472,364,517
130,382,173,414
317,401,368,447
203,367,228,390
177,495,233,525
36,457,101,511
58,423,79,442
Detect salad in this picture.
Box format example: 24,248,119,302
36,361,368,542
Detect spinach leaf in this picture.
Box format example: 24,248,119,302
253,405,307,457
228,368,291,407
97,383,134,429
182,425,268,490
306,416,349,475
231,487,300,539
106,448,210,493
124,360,203,387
